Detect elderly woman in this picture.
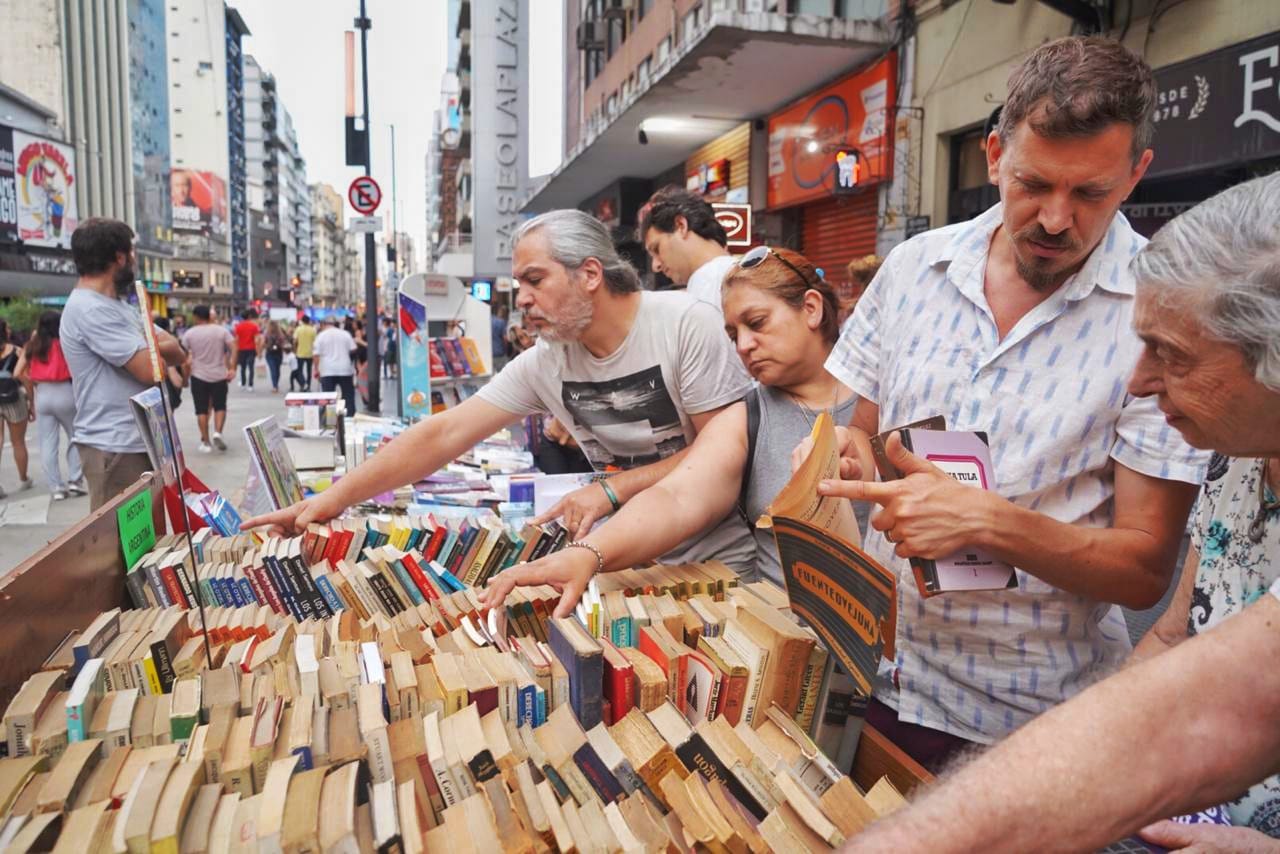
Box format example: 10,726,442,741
845,173,1280,853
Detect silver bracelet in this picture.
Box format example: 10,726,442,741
565,540,605,576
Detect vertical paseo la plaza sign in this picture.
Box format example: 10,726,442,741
1145,31,1280,178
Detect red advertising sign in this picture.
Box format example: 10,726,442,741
767,53,896,209
712,203,752,248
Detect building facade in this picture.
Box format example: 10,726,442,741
523,0,899,298
309,182,345,306
128,0,176,301
225,7,250,306
166,0,234,308
912,0,1280,239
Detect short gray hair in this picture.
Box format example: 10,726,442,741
513,209,641,295
1133,172,1280,391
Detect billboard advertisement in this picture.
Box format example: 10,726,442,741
170,169,228,238
0,126,17,245
10,130,78,248
767,53,896,209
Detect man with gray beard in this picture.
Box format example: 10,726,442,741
245,210,756,585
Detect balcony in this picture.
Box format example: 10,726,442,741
525,0,892,211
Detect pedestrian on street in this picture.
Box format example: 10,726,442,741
233,308,262,390
0,318,35,498
182,305,235,453
14,311,85,500
60,218,185,510
292,314,316,391
381,316,397,379
314,316,356,416
263,319,287,393
490,304,508,372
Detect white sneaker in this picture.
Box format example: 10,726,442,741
199,442,213,453
18,478,33,491
53,490,69,501
67,479,87,496
211,433,227,451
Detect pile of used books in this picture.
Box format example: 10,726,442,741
1,523,895,851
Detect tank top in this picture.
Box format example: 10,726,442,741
28,339,72,382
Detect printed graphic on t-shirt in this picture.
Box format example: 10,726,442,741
561,365,687,469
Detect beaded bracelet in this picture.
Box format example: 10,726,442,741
565,540,605,576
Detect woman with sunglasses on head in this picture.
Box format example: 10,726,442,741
482,246,875,616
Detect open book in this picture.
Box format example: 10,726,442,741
760,412,895,697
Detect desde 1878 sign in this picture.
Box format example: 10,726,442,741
1146,31,1280,179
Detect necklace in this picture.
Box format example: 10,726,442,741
1248,458,1280,544
787,382,842,430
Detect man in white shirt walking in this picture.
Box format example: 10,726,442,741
312,316,356,416
639,186,736,310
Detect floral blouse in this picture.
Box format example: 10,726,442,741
1188,453,1280,834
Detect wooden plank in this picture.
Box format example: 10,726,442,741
0,474,161,710
850,723,932,796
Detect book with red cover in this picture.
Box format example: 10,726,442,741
400,553,442,601
599,638,635,725
428,340,448,379
637,625,687,715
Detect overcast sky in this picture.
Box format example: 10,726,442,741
235,0,563,262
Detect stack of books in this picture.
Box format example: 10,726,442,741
0,590,904,851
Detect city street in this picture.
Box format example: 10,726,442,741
0,370,398,576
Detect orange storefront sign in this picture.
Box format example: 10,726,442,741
767,53,896,209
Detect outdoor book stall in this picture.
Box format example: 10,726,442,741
0,462,930,851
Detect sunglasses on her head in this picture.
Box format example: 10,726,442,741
737,245,819,288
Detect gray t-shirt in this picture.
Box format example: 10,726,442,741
478,291,756,571
744,384,862,587
60,288,151,453
183,323,235,383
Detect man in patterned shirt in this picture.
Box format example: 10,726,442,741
842,173,1280,854
815,36,1209,768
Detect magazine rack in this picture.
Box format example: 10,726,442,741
0,473,161,710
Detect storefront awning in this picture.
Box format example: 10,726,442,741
523,13,892,213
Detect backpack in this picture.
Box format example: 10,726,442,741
0,350,19,405
738,387,762,529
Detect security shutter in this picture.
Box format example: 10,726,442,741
800,192,878,298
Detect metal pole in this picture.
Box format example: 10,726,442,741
357,0,380,412
391,122,403,418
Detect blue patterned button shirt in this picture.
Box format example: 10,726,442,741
826,202,1209,743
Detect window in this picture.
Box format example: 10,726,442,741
656,36,670,65
947,126,998,224
639,0,653,17
638,55,651,83
681,5,701,43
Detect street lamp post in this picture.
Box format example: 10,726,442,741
355,0,380,412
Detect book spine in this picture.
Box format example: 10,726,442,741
249,563,285,616
400,555,437,601
676,734,767,820
286,553,328,619
65,702,87,742
313,574,345,614
292,744,314,772
572,743,626,804
518,684,536,728
262,556,301,621
158,566,188,609
145,564,173,608
794,644,827,734
465,748,500,785
237,577,257,608
150,638,177,694
174,561,199,608
429,756,461,809
367,573,404,616
277,555,316,622
125,569,150,609
388,561,425,606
